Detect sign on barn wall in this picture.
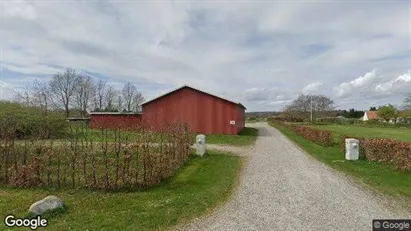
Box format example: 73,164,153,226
230,120,236,125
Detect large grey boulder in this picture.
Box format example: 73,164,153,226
29,195,64,215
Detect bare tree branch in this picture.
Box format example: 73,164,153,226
75,75,95,116
105,85,118,112
403,94,411,110
284,94,334,119
31,80,51,113
94,79,107,111
49,68,81,117
122,82,137,112
132,91,145,112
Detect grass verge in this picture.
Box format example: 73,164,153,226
206,127,259,146
269,122,411,202
67,126,259,146
308,124,411,142
0,150,243,231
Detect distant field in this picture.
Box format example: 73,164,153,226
308,124,411,142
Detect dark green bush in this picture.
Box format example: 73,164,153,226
268,116,303,123
315,117,361,125
0,101,67,139
315,117,341,124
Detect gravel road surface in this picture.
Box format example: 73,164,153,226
177,122,410,231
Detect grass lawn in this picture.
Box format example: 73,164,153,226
205,127,259,146
0,150,243,231
308,124,411,142
72,126,259,147
269,122,411,203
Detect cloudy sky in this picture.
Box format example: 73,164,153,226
1,0,410,111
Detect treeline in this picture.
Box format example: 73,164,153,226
337,108,364,118
279,93,411,122
14,68,145,117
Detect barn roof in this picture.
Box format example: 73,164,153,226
142,85,247,110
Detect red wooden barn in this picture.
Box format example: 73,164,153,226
142,85,246,135
90,112,142,130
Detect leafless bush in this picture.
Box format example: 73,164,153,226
2,123,192,191
340,136,411,171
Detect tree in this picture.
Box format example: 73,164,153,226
14,80,52,115
117,94,123,112
14,86,32,106
284,94,334,120
369,107,377,111
403,94,411,110
75,75,95,117
31,80,51,113
105,85,118,112
338,108,364,118
49,68,81,117
132,91,145,112
312,95,334,113
94,79,107,111
122,82,137,112
377,104,399,122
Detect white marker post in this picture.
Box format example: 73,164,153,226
196,134,206,157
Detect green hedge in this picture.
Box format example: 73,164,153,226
315,117,361,125
0,101,68,139
315,117,411,128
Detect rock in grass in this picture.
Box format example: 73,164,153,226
29,195,64,215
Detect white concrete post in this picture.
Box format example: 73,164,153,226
196,134,206,156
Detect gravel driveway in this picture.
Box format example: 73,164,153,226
177,122,410,231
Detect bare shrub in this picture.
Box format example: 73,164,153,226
2,123,192,191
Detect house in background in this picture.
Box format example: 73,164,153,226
362,111,379,121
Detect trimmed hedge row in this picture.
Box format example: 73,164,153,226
292,126,334,147
272,121,411,171
1,124,192,190
340,136,411,171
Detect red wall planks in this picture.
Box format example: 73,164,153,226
89,86,246,135
90,114,142,130
142,87,245,135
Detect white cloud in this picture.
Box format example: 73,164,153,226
334,70,378,98
0,81,15,100
1,1,410,111
2,63,61,75
334,70,411,106
375,71,411,93
3,0,37,20
302,81,323,94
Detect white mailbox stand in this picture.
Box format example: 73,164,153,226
345,138,360,160
196,134,206,157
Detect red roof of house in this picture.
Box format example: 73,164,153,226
366,111,379,120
